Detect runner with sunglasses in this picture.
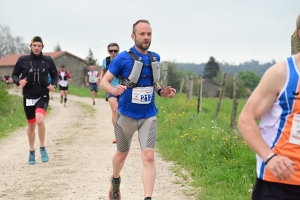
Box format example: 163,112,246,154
100,43,120,144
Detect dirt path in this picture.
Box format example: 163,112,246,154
0,91,195,200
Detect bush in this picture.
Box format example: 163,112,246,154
0,83,11,115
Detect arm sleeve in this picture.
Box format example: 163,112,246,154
67,71,71,79
11,58,22,86
49,58,59,87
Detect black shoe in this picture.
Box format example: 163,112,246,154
108,176,121,200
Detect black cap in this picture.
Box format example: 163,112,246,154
30,36,43,46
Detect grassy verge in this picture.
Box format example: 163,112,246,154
0,94,27,139
155,94,255,200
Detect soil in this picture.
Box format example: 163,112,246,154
0,91,196,200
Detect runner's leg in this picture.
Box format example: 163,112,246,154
108,97,118,126
138,116,157,198
36,112,46,147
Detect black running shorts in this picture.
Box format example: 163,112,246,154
252,178,300,200
59,85,68,91
23,95,49,123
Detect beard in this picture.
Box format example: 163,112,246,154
135,39,151,51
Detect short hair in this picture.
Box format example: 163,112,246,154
107,43,119,50
132,19,150,34
297,14,300,39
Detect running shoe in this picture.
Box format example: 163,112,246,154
112,138,117,143
108,176,121,200
60,99,63,104
93,101,95,105
64,103,66,107
40,147,49,163
28,151,36,165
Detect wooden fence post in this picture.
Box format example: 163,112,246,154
162,61,168,87
215,72,227,120
188,75,193,100
197,75,202,113
179,78,184,94
230,73,239,129
186,76,189,99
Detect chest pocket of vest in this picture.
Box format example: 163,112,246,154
151,61,160,83
26,59,49,87
128,60,143,84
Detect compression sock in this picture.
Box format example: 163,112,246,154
64,98,67,103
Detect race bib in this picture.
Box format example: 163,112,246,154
132,87,153,104
289,114,300,145
89,76,97,83
26,98,40,106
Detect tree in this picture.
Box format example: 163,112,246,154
0,25,30,58
238,70,261,91
53,43,61,52
165,62,184,91
203,56,220,79
86,48,98,65
224,74,247,98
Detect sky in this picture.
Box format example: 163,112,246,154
0,0,299,64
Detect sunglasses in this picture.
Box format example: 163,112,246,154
109,50,118,53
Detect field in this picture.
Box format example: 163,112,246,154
155,94,255,200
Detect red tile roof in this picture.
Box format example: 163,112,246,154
0,51,87,67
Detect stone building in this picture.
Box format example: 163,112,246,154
0,51,89,86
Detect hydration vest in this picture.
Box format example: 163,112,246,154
58,71,71,80
119,49,160,88
103,56,111,75
87,71,98,83
26,56,49,87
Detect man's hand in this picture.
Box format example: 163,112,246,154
113,85,127,96
86,82,89,86
97,77,101,84
47,85,56,92
266,155,296,180
19,78,27,88
160,86,176,98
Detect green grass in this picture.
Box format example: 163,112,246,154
0,94,27,138
156,94,255,200
56,83,107,99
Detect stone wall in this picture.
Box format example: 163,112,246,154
53,54,87,87
0,66,13,77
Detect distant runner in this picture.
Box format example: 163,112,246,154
100,43,120,143
58,64,71,107
85,66,100,105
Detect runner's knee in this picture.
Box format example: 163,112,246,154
115,152,128,162
27,123,36,131
142,149,155,163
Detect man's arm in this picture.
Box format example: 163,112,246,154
11,58,22,85
238,60,295,180
155,83,176,98
85,75,89,86
49,58,58,89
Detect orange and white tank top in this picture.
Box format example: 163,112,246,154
257,56,300,185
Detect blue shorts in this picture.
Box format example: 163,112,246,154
89,83,98,92
106,93,119,101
